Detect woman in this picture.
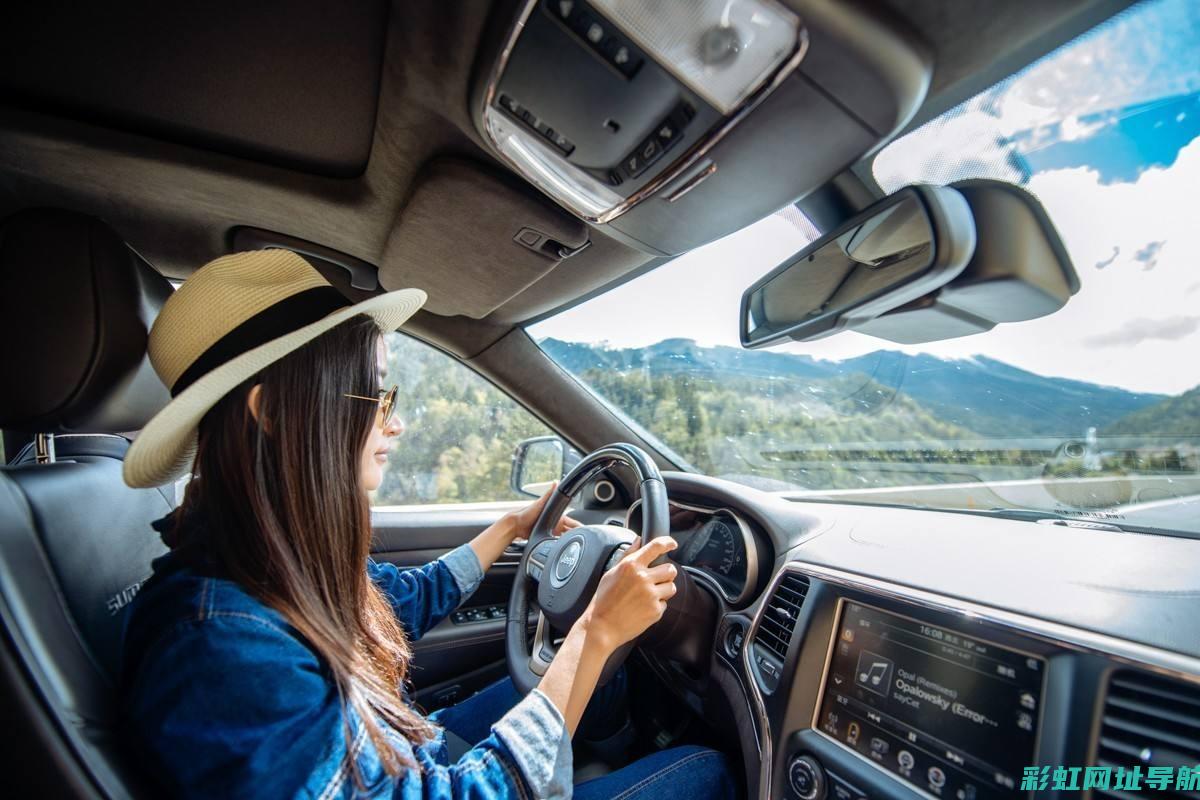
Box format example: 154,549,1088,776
119,251,736,799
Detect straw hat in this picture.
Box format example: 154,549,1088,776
123,250,426,488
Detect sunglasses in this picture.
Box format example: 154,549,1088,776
343,384,399,428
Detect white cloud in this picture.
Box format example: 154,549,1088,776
1083,315,1200,347
878,138,1200,394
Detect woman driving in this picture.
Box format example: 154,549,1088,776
119,251,736,799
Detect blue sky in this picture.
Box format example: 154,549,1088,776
532,0,1200,396
1018,93,1199,183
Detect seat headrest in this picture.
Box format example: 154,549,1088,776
0,209,173,434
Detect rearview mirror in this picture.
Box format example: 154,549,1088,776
854,180,1080,344
739,185,976,348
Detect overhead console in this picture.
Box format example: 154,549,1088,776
473,0,931,255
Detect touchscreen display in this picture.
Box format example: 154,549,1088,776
816,602,1044,800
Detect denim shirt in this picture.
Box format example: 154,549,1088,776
119,512,572,799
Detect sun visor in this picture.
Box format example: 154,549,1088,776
0,2,387,177
379,160,589,319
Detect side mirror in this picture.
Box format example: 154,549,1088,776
510,436,581,498
740,185,976,348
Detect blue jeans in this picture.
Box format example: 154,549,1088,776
431,677,738,800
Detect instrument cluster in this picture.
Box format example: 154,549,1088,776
625,500,759,604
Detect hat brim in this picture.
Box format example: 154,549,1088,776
123,288,427,489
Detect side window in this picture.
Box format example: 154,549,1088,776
371,332,555,506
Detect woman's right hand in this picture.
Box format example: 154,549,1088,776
536,535,680,735
583,536,679,651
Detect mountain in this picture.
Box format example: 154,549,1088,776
848,352,1166,437
538,338,1167,437
1103,385,1200,437
539,337,831,381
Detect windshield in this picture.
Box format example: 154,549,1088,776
528,0,1200,537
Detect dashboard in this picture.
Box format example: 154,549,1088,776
613,473,1200,800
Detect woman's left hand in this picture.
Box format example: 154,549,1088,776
505,483,581,543
470,484,581,574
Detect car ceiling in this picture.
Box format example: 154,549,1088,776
0,0,1131,360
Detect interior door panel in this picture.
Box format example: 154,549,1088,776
370,506,522,708
370,505,618,709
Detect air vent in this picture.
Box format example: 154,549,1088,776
1095,669,1200,798
753,573,810,661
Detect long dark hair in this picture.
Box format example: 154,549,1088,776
176,313,427,776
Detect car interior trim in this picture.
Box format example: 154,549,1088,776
662,161,718,204
707,621,766,758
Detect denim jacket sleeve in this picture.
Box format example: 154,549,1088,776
124,609,570,799
368,545,484,641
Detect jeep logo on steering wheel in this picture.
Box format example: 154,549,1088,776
553,539,583,585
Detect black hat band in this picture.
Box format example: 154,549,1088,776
170,285,351,397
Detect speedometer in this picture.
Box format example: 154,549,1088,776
626,500,759,605
685,514,748,598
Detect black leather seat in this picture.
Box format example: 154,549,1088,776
0,209,175,798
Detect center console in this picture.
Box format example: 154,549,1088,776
736,561,1198,800
813,601,1044,800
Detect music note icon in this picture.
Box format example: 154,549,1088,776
854,651,894,697
860,661,888,686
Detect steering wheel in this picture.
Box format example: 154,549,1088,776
506,443,670,694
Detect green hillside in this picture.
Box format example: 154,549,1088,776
1103,385,1200,436
372,334,553,506
577,367,981,487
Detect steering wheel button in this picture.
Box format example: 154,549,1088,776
605,544,629,571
